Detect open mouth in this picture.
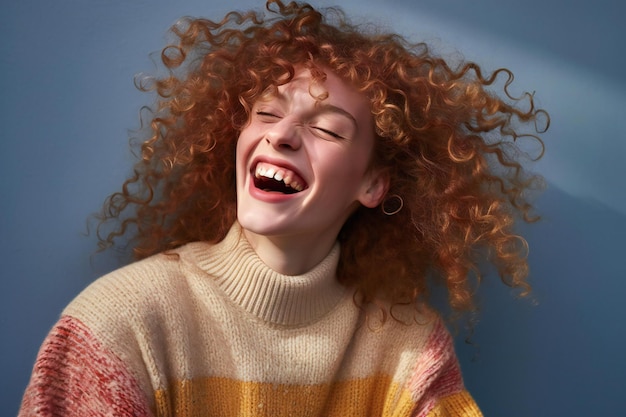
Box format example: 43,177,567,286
253,162,307,194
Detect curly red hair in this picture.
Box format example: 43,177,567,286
97,0,548,316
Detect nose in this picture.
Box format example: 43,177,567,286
264,118,302,151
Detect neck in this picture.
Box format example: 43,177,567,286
242,228,338,275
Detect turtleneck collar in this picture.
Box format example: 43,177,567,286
183,222,347,326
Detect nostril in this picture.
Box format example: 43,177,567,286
263,121,303,149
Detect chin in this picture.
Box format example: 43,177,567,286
237,209,288,236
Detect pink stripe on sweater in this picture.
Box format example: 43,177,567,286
408,320,465,417
19,316,152,417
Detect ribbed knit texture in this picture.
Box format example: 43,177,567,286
19,222,482,416
187,225,345,326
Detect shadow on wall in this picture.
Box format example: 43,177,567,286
456,182,626,416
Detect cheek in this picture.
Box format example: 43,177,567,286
235,136,243,160
314,147,370,188
236,121,258,153
235,134,251,184
235,130,253,164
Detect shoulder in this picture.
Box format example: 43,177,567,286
65,251,177,315
357,303,443,346
381,306,458,375
62,242,213,340
346,304,445,372
378,308,480,416
358,307,479,415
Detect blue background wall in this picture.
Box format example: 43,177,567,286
2,1,624,415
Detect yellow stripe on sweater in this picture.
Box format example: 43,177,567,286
154,375,419,417
425,391,483,417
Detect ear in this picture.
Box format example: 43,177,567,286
358,169,389,208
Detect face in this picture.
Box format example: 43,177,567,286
236,67,387,246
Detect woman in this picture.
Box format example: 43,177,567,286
20,1,547,415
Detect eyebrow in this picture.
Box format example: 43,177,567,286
313,103,358,129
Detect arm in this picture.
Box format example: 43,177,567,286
410,320,483,417
19,316,153,417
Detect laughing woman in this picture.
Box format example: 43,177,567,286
19,1,547,416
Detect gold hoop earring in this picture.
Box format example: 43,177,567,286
382,194,403,216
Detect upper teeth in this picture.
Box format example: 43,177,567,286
255,163,305,192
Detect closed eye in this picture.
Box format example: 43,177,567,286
311,126,345,140
256,111,281,121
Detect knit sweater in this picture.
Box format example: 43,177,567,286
19,223,482,416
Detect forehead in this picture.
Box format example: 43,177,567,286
282,69,362,99
262,68,372,121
